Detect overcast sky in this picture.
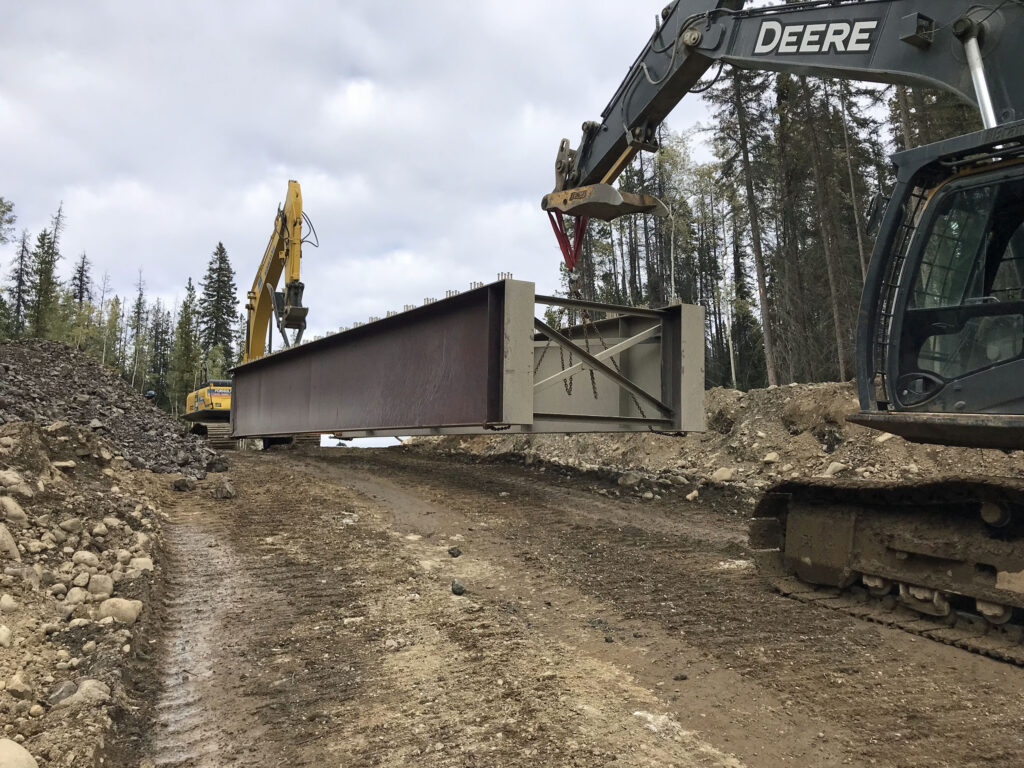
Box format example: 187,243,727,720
1,2,711,339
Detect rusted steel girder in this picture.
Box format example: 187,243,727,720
231,280,704,438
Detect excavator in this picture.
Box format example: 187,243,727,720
243,179,310,363
545,0,1024,662
185,180,313,448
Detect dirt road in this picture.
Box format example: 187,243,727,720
124,447,1024,767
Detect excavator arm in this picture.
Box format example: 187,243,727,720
544,0,1024,219
243,179,310,363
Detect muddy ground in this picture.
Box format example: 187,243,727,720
112,447,1024,768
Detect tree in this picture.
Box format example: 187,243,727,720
27,228,60,338
0,197,15,245
5,230,33,337
147,300,173,408
128,272,149,390
198,242,238,360
69,252,92,307
169,279,202,414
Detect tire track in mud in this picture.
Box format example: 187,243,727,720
143,479,375,766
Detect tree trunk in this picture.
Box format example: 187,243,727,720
732,79,778,385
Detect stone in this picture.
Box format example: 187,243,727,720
64,587,89,606
0,524,20,561
89,418,105,430
447,546,462,558
28,704,43,718
875,431,894,444
97,597,143,624
82,640,96,654
617,472,643,489
822,462,848,478
710,468,736,483
685,490,699,502
102,517,121,529
206,455,229,473
0,497,27,525
129,557,154,572
208,477,236,500
72,572,90,587
763,452,780,464
59,518,84,533
0,626,10,647
72,550,100,568
641,491,655,501
47,680,79,707
171,477,196,492
91,523,108,537
51,678,110,710
0,738,39,768
0,594,17,613
88,574,114,598
48,584,66,598
116,549,132,565
451,579,467,596
0,469,22,487
52,460,76,474
6,672,32,700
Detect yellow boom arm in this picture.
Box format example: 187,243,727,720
243,180,309,362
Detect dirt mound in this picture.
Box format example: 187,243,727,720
415,382,1024,499
0,339,218,476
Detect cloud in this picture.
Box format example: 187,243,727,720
0,1,708,340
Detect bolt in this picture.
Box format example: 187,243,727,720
682,27,702,47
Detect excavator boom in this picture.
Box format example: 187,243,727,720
243,179,309,363
545,0,1024,217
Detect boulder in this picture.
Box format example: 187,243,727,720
208,477,236,500
0,497,27,525
0,739,39,768
710,467,736,483
96,597,143,625
0,523,21,561
72,550,100,568
51,678,110,710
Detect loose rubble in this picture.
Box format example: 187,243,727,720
0,339,230,766
416,382,1024,503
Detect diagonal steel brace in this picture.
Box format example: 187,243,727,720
533,318,673,416
534,324,661,394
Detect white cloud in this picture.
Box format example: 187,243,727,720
0,1,709,341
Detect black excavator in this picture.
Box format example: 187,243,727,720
544,0,1024,662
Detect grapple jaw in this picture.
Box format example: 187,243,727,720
541,183,668,222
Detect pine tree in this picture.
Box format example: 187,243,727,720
27,228,60,338
0,197,15,246
69,252,92,307
198,242,238,361
102,296,124,369
128,272,149,390
169,279,202,414
5,230,32,337
147,300,173,408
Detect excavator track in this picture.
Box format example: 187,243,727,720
190,422,237,450
750,476,1024,667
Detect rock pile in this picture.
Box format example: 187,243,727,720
0,407,165,764
0,339,220,477
417,382,1024,503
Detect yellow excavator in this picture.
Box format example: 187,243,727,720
185,180,312,447
549,0,1024,662
243,179,310,363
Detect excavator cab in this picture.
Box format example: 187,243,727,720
852,120,1024,447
